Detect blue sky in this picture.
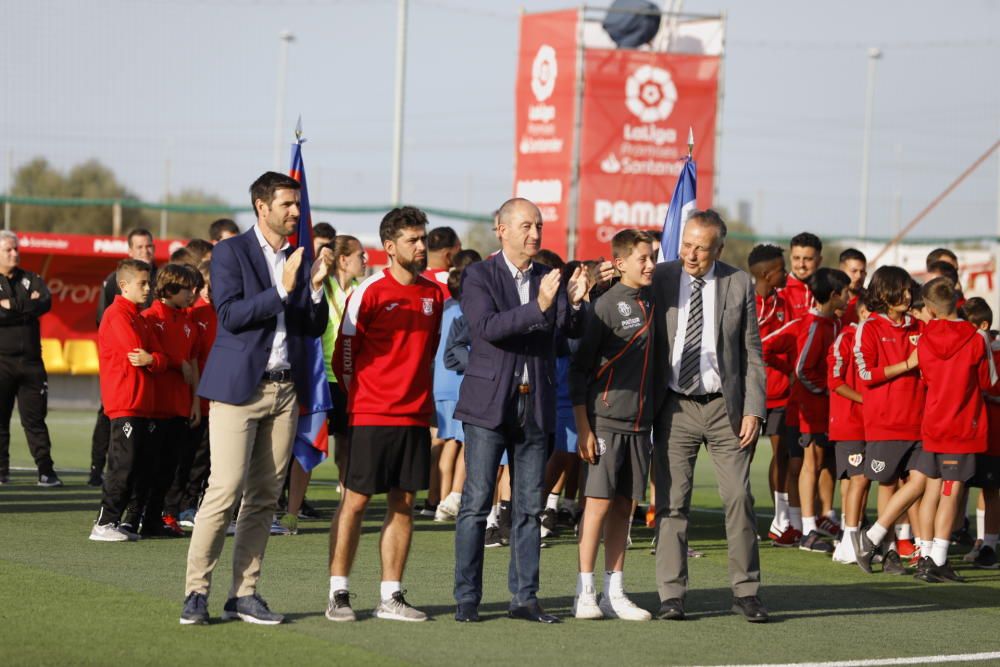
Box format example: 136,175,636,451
2,0,998,243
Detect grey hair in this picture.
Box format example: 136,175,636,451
0,230,17,246
685,209,727,242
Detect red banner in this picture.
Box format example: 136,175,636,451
512,9,579,259
576,50,719,259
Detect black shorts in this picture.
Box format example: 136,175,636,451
344,425,431,495
785,423,804,459
910,451,976,483
327,382,348,436
834,440,866,479
969,454,1000,489
799,432,830,448
764,407,786,437
581,429,652,502
864,440,921,484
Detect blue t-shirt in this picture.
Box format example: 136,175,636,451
433,299,463,401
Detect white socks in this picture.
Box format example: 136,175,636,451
546,493,560,511
789,507,803,532
917,538,932,558
866,522,889,547
604,571,624,598
381,580,401,601
774,492,789,528
577,571,594,595
802,516,817,536
330,576,348,597
895,523,912,540
487,504,499,529
977,509,986,541
930,538,950,567
825,509,838,523
446,491,462,505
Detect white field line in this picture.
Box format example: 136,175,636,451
691,651,1000,667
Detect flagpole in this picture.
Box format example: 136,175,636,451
272,30,295,171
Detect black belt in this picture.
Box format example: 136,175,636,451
262,369,292,383
676,391,722,404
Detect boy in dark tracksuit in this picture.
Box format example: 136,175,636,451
89,259,167,542
569,229,655,622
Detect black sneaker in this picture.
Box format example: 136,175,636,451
951,519,974,547
37,472,63,487
914,556,942,582
180,592,209,625
540,508,559,538
0,473,9,485
927,560,966,583
882,549,907,575
557,507,576,529
222,593,284,625
297,500,321,520
498,504,511,545
853,529,877,574
799,530,833,554
485,525,504,548
87,468,103,487
974,545,999,569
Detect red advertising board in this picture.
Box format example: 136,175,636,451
576,49,718,259
512,9,579,259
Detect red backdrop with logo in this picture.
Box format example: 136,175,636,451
577,50,718,260
512,9,579,259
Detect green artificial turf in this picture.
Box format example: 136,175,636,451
2,411,1000,666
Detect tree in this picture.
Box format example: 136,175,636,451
162,189,237,240
463,219,500,257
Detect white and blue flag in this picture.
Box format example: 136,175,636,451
658,156,697,263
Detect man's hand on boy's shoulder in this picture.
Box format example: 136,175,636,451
128,348,154,367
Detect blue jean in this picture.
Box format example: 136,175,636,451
454,398,548,608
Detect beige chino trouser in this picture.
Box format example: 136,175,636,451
184,379,297,598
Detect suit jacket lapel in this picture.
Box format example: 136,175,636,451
245,229,274,292
665,263,680,344
715,264,730,338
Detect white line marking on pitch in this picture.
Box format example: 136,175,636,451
692,651,1000,667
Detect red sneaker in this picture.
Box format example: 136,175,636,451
645,506,656,528
772,527,802,548
816,516,842,539
896,538,917,558
162,514,185,538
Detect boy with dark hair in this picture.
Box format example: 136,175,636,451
748,244,797,544
838,248,867,326
858,277,996,581
137,263,201,537
791,268,851,553
89,259,167,542
926,248,958,270
570,229,655,621
208,218,239,244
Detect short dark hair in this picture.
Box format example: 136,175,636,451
926,247,958,270
865,265,912,314
839,248,866,264
170,247,195,266
686,209,727,242
534,249,565,270
249,171,300,213
611,229,654,259
922,276,959,316
908,279,925,312
926,260,959,286
185,239,213,264
313,222,336,241
806,267,850,304
209,218,239,241
116,258,151,284
790,232,822,253
379,206,428,243
127,228,153,247
447,254,481,301
155,263,198,300
428,226,460,252
451,249,482,273
961,297,993,329
747,243,784,269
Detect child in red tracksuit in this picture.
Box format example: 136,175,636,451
791,268,850,554
89,259,167,542
829,297,869,564
137,263,200,537
963,297,1000,568
851,266,927,574
748,244,797,543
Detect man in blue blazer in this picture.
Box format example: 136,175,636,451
181,171,330,626
453,198,588,623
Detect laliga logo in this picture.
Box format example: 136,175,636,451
625,65,677,123
531,45,557,102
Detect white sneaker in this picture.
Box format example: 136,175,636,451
226,521,237,535
373,591,427,622
573,586,604,619
434,496,459,522
599,591,652,621
89,522,129,542
832,534,858,564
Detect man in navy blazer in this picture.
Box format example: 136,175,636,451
453,198,588,623
181,171,330,626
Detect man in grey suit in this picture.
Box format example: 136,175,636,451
651,209,768,623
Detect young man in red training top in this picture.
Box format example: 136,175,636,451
89,259,167,542
782,232,822,321
138,263,201,538
963,297,1000,569
838,248,867,327
830,297,870,564
748,244,797,543
328,206,443,623
792,268,851,554
851,266,925,575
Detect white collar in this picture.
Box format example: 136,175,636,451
682,263,716,285
253,223,290,255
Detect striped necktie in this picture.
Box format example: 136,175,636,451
678,277,706,394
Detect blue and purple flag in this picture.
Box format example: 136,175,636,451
658,156,697,263
289,137,334,473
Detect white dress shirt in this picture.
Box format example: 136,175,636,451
253,224,323,372
669,263,722,394
502,251,532,384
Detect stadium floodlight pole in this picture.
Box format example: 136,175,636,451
858,47,881,240
3,148,11,231
160,157,171,239
390,0,408,206
272,30,295,171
